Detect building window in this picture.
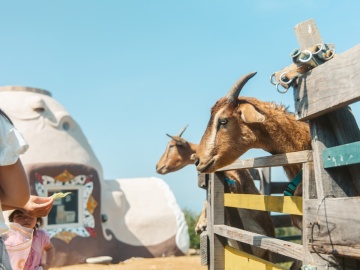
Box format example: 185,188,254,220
34,170,97,241
45,187,83,229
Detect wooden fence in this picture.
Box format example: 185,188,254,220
198,166,299,234
199,19,360,270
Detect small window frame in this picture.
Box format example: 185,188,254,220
44,185,84,229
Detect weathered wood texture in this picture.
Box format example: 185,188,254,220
224,194,303,216
327,107,360,195
294,44,360,121
200,231,208,266
209,172,225,270
204,176,212,267
224,245,287,270
295,19,359,195
197,172,208,189
215,225,304,260
310,116,357,199
323,141,360,168
302,162,340,268
218,150,312,171
258,167,272,195
304,197,360,257
294,20,324,49
205,18,360,270
294,19,360,269
198,167,273,190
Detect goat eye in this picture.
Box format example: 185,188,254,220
219,119,228,125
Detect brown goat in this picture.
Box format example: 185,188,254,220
155,126,208,233
156,126,276,261
193,72,311,231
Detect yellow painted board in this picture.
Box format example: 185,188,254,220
224,194,302,216
225,245,287,270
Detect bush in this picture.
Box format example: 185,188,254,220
182,208,200,249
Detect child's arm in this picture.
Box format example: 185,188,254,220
0,159,54,217
2,195,53,218
0,159,30,208
41,242,54,270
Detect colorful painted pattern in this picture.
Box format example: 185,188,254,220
34,170,98,244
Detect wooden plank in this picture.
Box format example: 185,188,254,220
210,172,225,270
310,115,358,198
200,231,208,266
224,194,303,216
221,170,254,254
303,162,317,200
328,106,360,145
323,141,360,168
294,19,355,270
248,168,261,180
249,168,272,195
301,162,339,267
218,150,313,171
308,245,360,261
294,19,325,49
323,107,360,269
294,44,360,121
206,174,212,269
197,173,208,189
224,245,287,270
328,107,360,196
304,197,360,258
302,162,313,266
215,225,304,261
260,167,272,195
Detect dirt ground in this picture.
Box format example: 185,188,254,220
50,255,207,270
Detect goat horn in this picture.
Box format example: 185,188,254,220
166,134,176,140
225,72,257,102
166,134,186,145
177,124,189,137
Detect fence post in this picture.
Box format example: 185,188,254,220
259,167,271,195
208,172,225,270
294,19,360,269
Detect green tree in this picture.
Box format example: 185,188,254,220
182,208,200,249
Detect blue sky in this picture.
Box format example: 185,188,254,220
1,1,359,213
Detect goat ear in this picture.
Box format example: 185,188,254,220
239,104,265,123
